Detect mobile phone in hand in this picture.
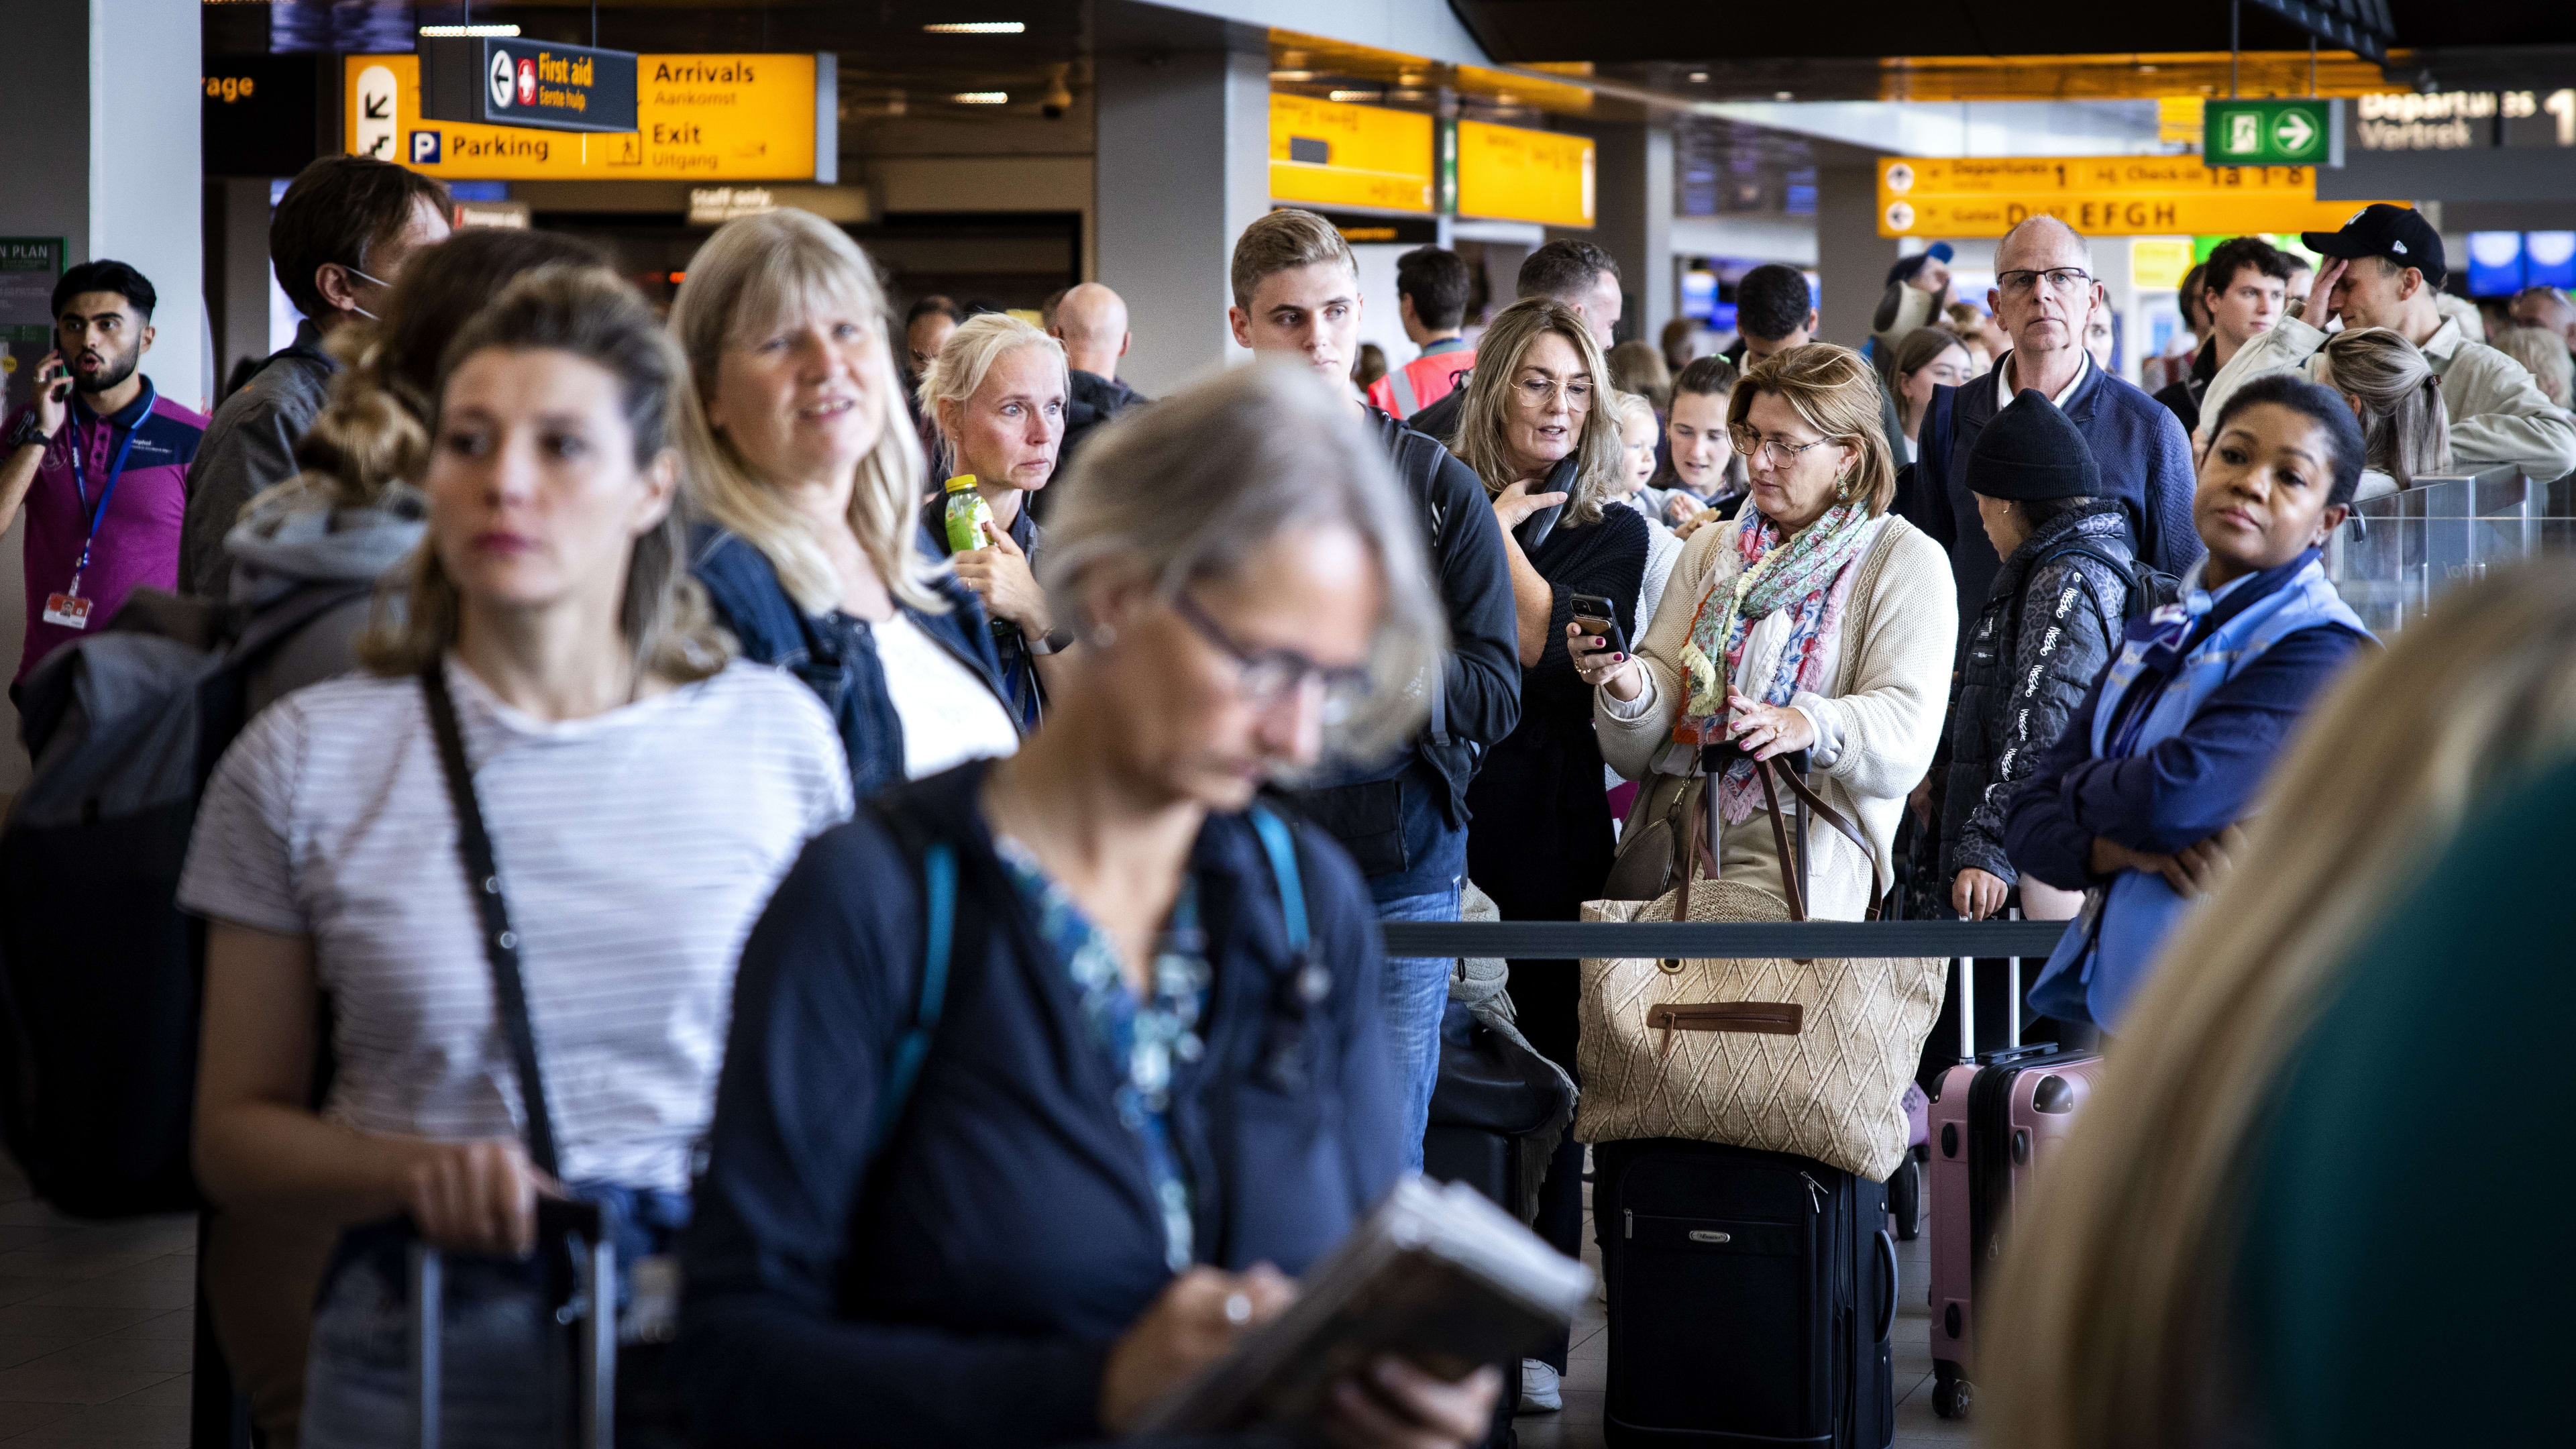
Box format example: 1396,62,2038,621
1568,593,1629,658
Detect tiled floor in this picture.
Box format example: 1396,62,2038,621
1516,1171,1969,1449
0,1159,194,1446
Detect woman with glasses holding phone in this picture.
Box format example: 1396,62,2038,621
677,362,1503,1449
1576,344,1955,924
1444,297,1646,1409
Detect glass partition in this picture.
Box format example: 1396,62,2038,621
2325,466,2574,634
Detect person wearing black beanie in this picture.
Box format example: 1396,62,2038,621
1936,388,2139,937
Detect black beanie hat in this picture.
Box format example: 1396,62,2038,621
1968,389,2101,502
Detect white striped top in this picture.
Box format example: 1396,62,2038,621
179,657,854,1192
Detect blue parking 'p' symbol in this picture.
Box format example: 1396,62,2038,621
411,131,442,164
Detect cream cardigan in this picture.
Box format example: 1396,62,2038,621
1595,513,1958,920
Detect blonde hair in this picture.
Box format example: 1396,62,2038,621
1985,561,2576,1449
2317,326,2451,489
2492,325,2575,409
1606,388,1658,438
1452,298,1623,527
1725,344,1898,516
1039,358,1445,764
358,265,730,683
1230,209,1356,311
918,313,1067,474
667,209,941,615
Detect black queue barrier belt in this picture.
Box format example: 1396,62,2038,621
1379,919,2071,959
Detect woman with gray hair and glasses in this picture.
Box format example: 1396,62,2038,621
678,360,1502,1448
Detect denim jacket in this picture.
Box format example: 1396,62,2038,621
689,523,1014,799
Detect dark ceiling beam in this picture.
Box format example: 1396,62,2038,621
2244,0,2395,62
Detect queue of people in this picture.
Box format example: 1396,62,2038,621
8,148,2576,1447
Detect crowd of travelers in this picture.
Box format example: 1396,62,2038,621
1,149,2569,1446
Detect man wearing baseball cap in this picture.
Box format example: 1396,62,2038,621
1873,240,1955,356
2198,204,2576,480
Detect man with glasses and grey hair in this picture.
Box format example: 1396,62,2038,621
1904,214,2200,629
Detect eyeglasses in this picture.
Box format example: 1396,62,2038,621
1171,591,1374,725
1996,268,2096,298
1727,425,1837,469
1517,375,1593,409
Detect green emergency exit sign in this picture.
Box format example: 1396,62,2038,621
2204,99,2344,167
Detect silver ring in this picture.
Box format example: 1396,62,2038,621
1222,1292,1252,1327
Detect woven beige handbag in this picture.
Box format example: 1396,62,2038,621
1574,755,1945,1182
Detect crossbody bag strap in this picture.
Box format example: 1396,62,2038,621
867,838,956,1158
419,664,562,1179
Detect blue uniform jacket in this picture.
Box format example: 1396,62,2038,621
688,523,1013,798
676,761,1405,1448
2003,550,2369,888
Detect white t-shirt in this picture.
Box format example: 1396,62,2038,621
873,610,1021,778
178,657,853,1192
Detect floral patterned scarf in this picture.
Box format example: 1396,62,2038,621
1675,502,1876,821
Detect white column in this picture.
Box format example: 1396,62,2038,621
1094,43,1271,397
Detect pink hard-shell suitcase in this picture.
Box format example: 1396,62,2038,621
1926,1042,2102,1420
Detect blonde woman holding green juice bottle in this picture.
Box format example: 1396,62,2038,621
921,312,1075,727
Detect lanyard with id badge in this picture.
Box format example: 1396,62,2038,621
42,382,154,631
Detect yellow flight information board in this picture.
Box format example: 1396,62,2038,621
1269,95,1435,213
347,53,819,180
1456,119,1595,228
1877,156,2396,238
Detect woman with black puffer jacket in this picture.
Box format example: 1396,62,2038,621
1939,390,2138,924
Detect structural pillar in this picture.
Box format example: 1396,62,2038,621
1558,119,1674,349
1816,163,1901,350
0,0,204,793
1093,40,1271,397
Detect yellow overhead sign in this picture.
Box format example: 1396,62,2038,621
1876,156,2400,238
1456,119,1594,228
346,52,820,180
1269,94,1435,213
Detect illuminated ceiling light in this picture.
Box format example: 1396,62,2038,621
2140,63,2160,72
1496,92,1519,105
1399,73,1424,85
1271,69,1316,81
1774,90,1794,101
1688,70,1710,83
952,91,1010,104
418,23,520,36
922,21,1026,34
1328,90,1373,102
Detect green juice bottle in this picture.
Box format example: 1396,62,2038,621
943,474,994,554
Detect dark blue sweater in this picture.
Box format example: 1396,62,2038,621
2002,551,2369,891
1908,355,2202,633
676,763,1405,1448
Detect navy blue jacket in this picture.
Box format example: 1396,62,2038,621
676,763,1405,1448
2002,551,2368,891
1908,356,2202,633
688,524,1014,798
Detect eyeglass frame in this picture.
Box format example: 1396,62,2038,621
1727,425,1841,470
1994,267,2098,299
1168,590,1373,718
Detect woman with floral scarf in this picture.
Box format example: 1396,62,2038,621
1577,344,1957,921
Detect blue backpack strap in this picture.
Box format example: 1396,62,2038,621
1247,806,1309,957
868,840,955,1156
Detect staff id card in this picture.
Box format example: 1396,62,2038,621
40,591,91,629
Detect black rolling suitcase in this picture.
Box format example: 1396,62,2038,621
1594,1139,1895,1448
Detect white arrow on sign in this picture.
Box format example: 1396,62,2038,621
2273,110,2316,154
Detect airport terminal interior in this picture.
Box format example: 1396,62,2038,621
0,1,2569,1446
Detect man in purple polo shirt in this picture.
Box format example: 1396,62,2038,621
0,260,207,684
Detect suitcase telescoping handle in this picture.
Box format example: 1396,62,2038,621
411,1197,614,1449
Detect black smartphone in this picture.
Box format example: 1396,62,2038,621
1568,593,1629,658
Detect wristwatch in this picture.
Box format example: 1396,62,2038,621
1025,625,1077,656
5,412,52,452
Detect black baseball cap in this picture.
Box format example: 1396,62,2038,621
2302,204,2447,286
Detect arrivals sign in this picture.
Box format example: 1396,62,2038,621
419,36,638,134
1876,156,2398,239
349,53,827,182
2204,99,2341,168
1456,119,1595,229
1269,95,1435,214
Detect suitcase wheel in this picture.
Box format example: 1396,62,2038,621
1932,1369,1972,1421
